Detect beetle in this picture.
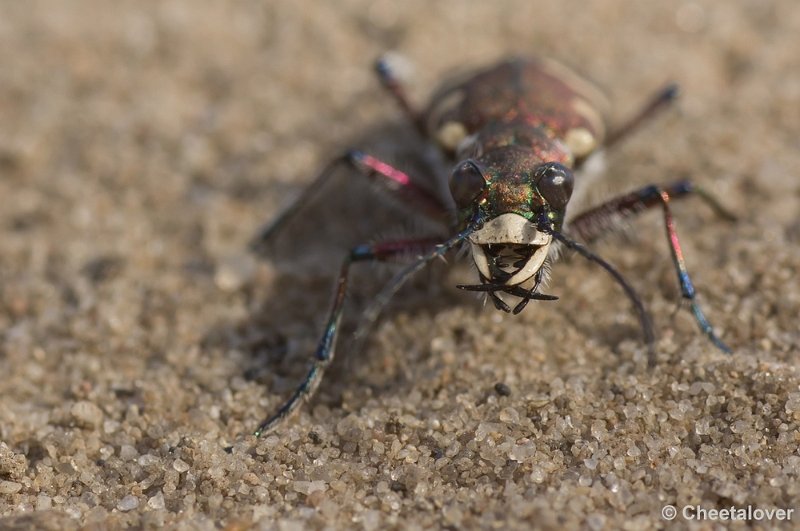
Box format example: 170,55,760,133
251,56,734,436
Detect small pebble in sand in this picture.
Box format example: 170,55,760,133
117,495,140,512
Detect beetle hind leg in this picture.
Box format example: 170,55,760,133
375,54,427,136
605,83,680,149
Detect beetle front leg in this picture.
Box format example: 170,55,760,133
568,180,733,353
253,237,443,437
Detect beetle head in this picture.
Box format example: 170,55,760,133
449,147,574,288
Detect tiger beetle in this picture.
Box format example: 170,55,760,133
251,56,735,437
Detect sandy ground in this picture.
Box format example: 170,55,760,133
1,1,799,529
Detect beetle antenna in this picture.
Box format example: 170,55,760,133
549,230,656,365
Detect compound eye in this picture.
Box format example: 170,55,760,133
535,162,574,211
449,160,486,209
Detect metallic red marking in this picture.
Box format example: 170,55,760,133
360,154,412,186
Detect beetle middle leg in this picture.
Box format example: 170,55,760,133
567,180,734,353
250,149,449,251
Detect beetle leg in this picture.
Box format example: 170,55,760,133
250,150,449,251
352,222,477,347
568,181,733,354
375,55,426,136
254,230,472,437
604,83,679,149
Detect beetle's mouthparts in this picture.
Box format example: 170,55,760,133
483,243,539,280
456,280,557,299
470,240,551,287
456,263,558,316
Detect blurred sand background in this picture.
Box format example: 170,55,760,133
1,1,799,529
